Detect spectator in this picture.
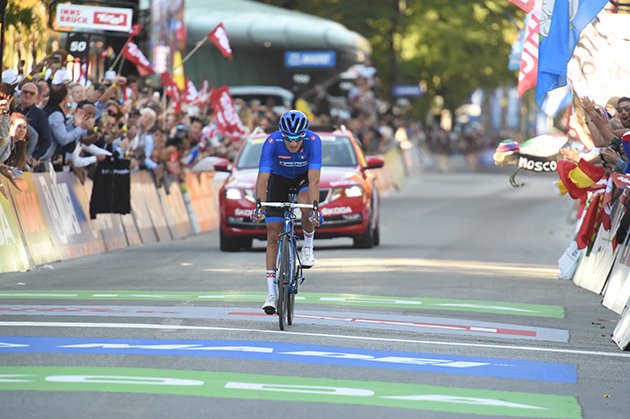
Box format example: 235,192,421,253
36,80,50,108
5,113,31,171
14,81,52,170
41,84,95,170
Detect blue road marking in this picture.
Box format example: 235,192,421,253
0,337,576,383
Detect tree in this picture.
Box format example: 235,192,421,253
254,0,522,117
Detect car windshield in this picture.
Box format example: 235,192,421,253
235,135,358,169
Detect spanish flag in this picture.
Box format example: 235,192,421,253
554,159,605,200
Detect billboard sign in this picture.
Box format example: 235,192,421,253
285,51,336,68
393,85,426,97
55,3,133,33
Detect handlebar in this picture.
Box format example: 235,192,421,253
259,202,318,209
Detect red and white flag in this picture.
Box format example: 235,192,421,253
209,86,246,139
184,78,200,104
208,23,233,60
517,3,540,97
509,0,535,13
122,41,155,76
161,72,182,113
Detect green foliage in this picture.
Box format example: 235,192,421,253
251,0,523,114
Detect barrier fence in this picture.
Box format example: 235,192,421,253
0,148,412,275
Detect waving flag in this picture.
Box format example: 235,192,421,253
210,86,246,139
121,41,155,76
208,23,233,60
184,78,200,104
161,72,182,113
536,0,610,107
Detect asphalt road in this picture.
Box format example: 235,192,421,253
0,168,628,419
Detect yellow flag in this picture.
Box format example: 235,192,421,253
173,51,185,90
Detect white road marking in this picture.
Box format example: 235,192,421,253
1,321,629,358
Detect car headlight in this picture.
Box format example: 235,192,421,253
225,188,243,200
345,185,362,198
328,187,343,202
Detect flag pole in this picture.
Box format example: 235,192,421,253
174,36,208,70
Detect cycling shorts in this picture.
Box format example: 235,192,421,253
265,171,309,222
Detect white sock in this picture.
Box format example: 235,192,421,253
303,230,314,248
267,270,276,295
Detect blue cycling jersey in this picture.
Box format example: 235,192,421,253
259,130,322,178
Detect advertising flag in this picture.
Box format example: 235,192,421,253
517,2,541,97
208,23,233,60
509,0,535,13
184,78,200,104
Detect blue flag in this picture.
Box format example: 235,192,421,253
536,0,609,107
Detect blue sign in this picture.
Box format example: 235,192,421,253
285,51,336,68
393,85,426,97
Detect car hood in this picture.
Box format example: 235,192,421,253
223,167,364,189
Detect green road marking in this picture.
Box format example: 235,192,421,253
0,291,564,318
0,366,580,418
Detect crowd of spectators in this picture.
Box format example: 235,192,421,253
0,50,494,191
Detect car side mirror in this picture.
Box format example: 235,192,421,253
213,158,231,172
365,156,385,170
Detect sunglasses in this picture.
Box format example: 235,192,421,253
283,134,305,142
107,109,119,117
616,105,630,114
21,90,37,96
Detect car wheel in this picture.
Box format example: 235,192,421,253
353,218,374,249
373,218,380,246
220,228,241,252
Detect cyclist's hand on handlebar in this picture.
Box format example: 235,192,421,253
251,198,265,223
251,209,266,223
308,211,324,227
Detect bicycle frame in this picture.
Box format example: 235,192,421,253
259,192,316,330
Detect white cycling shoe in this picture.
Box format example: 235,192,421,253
262,294,277,315
302,246,315,269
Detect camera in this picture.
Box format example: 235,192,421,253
609,136,622,153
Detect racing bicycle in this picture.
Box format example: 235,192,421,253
257,189,318,330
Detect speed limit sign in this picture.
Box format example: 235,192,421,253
66,33,90,59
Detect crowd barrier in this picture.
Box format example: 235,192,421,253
567,191,630,350
0,146,416,276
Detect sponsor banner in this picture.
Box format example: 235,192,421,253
285,51,336,68
129,173,158,244
158,180,192,240
517,155,558,172
0,184,31,273
134,172,171,242
0,366,582,417
0,291,565,318
81,177,127,251
121,213,142,246
32,173,104,260
0,337,576,383
6,174,59,265
184,172,219,232
612,303,630,350
602,236,630,314
55,4,133,33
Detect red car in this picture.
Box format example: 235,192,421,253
216,126,385,251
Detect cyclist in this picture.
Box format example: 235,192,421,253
252,110,323,315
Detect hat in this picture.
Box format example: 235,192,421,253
555,159,605,200
2,69,22,86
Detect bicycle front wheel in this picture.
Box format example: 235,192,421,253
287,245,297,325
277,236,291,330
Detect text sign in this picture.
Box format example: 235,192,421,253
393,85,426,97
55,4,133,33
285,51,336,68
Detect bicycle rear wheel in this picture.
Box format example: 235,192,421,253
277,237,291,330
